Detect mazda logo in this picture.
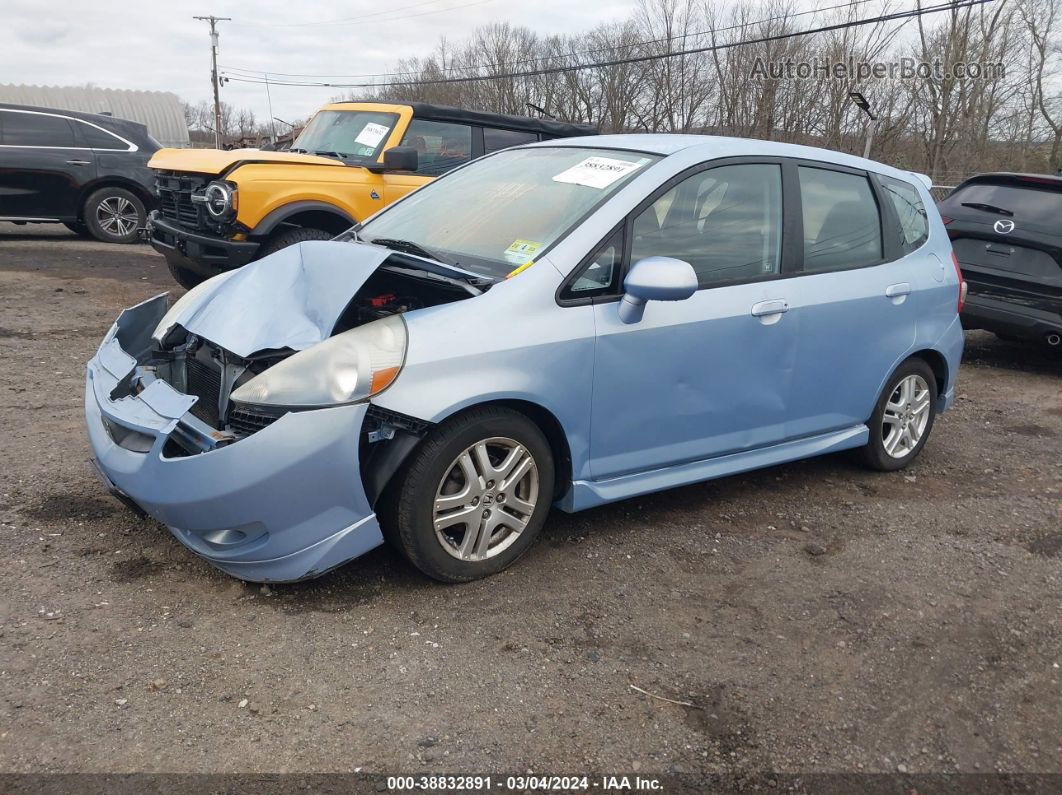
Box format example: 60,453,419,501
994,219,1015,234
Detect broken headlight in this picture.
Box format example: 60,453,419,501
229,315,407,409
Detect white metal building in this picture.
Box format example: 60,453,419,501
0,83,189,148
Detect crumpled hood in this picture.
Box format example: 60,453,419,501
157,241,392,358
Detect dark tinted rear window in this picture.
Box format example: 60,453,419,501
948,181,1062,229
77,121,129,150
0,111,76,147
483,127,537,153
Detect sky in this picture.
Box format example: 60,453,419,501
1,0,638,125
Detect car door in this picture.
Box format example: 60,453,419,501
580,160,800,480
0,109,94,219
781,164,917,438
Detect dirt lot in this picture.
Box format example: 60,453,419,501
1,223,1060,780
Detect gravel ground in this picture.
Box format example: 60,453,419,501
1,223,1060,779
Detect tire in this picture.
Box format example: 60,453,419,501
381,406,555,583
82,187,146,244
859,357,938,472
62,221,91,237
257,226,333,259
166,258,207,290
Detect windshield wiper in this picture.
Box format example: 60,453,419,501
288,147,307,153
961,201,1014,217
311,150,350,159
369,237,448,264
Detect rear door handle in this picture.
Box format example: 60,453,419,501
885,283,911,304
751,299,788,324
66,159,91,166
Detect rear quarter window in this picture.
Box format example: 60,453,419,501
879,175,929,254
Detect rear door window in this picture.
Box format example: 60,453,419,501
947,181,1062,234
401,119,473,176
799,166,882,272
483,127,537,153
879,175,928,254
0,111,76,147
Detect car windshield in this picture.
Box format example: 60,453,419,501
291,110,397,160
359,146,660,278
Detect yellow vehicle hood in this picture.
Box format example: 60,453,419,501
148,147,345,175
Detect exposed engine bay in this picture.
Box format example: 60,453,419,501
113,257,479,458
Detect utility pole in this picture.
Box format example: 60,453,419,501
193,15,231,149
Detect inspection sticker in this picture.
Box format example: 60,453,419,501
503,239,543,265
354,122,390,148
552,156,643,189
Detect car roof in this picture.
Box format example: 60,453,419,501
329,100,597,138
527,133,932,186
0,101,154,143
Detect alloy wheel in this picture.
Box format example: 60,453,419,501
432,437,539,562
95,196,139,238
881,374,931,459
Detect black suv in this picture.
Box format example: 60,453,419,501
939,172,1062,348
0,103,159,243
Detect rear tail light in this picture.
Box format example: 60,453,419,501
951,251,967,313
940,216,953,225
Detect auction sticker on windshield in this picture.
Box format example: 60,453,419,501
552,156,645,189
503,239,542,265
355,122,391,148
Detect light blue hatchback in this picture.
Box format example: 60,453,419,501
85,135,965,583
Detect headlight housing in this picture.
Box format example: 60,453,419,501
193,180,238,220
230,315,407,409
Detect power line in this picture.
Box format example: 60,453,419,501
220,0,885,82
219,0,994,91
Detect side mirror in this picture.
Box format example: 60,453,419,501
368,146,418,173
618,256,697,324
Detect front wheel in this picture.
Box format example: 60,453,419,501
382,407,555,582
256,226,332,259
859,358,937,471
165,257,207,290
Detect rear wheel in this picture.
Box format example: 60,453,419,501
83,187,145,244
257,226,332,258
859,358,937,471
381,407,554,582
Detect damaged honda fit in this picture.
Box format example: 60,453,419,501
85,135,965,583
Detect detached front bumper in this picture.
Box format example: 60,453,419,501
147,212,260,278
84,295,384,582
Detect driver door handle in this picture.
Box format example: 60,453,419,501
66,159,91,166
751,299,788,317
